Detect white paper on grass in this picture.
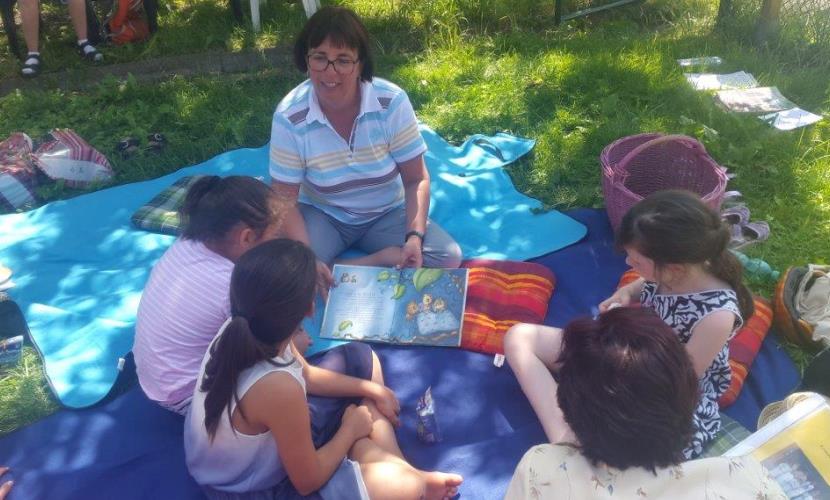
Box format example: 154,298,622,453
760,107,823,131
677,56,723,67
685,71,759,90
714,87,797,113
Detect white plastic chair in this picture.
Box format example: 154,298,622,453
251,0,319,33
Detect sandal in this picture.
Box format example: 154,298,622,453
20,53,42,78
117,137,140,158
146,132,167,152
729,220,770,250
722,190,743,206
77,41,104,63
742,221,770,244
721,204,750,226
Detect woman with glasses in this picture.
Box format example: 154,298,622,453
269,6,462,293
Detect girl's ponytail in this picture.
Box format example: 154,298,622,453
709,249,755,321
201,315,282,441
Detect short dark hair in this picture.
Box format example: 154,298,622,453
617,189,754,320
555,307,699,470
180,176,281,244
293,6,374,82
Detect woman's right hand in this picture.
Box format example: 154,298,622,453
598,287,632,313
342,404,373,441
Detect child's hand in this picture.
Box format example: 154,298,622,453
599,288,631,313
342,404,373,441
371,384,401,427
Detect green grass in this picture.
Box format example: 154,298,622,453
0,348,60,435
0,0,312,80
1,0,828,434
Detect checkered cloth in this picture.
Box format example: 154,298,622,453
700,413,751,457
460,259,556,355
617,270,773,408
130,175,205,235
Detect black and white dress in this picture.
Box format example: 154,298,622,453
640,282,743,459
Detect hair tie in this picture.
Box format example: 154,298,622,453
232,310,250,323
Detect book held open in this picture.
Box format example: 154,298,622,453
725,392,830,498
320,264,468,347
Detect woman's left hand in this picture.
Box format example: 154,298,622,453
371,384,401,427
397,238,423,269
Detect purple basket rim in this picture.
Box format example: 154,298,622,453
600,133,665,168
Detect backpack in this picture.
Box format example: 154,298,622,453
106,0,149,45
774,264,830,351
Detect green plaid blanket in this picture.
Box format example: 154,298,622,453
700,413,752,458
130,175,205,235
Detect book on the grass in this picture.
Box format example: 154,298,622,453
319,264,468,347
685,71,758,90
677,56,723,67
724,392,830,498
714,87,797,113
760,108,824,131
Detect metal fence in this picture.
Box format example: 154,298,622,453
721,0,830,48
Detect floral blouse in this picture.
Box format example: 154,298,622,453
506,444,786,500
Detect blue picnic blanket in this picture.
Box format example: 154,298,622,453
0,126,586,408
0,209,800,500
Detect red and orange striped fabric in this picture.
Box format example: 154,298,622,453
614,269,773,408
460,259,556,355
719,297,773,407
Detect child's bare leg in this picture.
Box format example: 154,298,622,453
503,323,575,444
352,440,463,500
353,351,463,499
362,351,405,459
337,246,401,267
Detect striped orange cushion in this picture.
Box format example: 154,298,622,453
460,259,556,355
719,297,772,407
615,270,772,408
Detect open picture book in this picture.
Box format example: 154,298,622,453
725,392,830,498
319,264,469,347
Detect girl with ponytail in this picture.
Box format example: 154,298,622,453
134,175,285,414
184,239,463,499
599,189,754,458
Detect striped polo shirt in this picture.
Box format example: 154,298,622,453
269,77,427,225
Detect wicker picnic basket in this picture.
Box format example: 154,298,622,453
600,133,729,230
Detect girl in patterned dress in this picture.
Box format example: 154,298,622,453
599,190,755,458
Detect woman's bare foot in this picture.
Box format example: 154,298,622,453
422,471,463,500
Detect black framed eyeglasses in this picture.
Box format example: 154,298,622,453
307,54,359,75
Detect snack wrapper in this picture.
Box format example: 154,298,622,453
416,386,442,444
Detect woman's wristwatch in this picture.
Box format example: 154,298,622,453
404,230,425,245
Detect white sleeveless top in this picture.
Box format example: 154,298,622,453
183,318,306,493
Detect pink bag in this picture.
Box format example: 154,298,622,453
32,129,114,189
0,133,38,211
